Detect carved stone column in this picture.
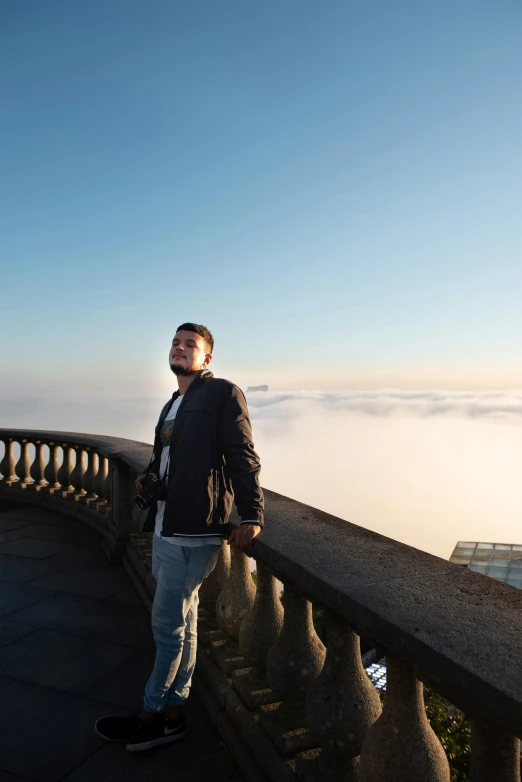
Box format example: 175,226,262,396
29,441,47,490
239,561,283,672
57,444,75,496
199,541,230,613
266,584,325,707
359,657,450,782
216,545,255,640
302,610,382,781
259,584,326,754
70,447,86,498
0,439,17,484
469,719,521,782
43,442,61,491
80,449,98,504
95,454,109,508
15,440,33,487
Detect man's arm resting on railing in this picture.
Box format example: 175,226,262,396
228,522,262,553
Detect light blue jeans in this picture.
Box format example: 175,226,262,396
143,535,220,712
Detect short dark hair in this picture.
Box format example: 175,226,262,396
176,322,214,354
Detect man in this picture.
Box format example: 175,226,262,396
95,323,263,751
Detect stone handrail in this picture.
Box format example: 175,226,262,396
0,428,520,782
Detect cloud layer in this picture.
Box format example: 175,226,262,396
2,388,521,560
246,389,522,423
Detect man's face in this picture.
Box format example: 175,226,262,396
169,330,212,376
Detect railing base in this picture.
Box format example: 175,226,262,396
100,535,125,565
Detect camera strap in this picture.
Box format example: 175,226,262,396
163,451,171,484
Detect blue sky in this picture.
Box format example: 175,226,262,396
1,0,521,392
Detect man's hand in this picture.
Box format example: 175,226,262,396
135,473,157,492
228,523,261,554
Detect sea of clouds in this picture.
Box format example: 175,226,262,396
2,388,522,559
246,389,522,423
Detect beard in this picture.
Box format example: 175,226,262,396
170,362,199,377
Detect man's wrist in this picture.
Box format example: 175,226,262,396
240,520,261,526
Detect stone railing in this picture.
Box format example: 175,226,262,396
0,428,520,782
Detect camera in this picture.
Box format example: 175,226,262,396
135,473,168,510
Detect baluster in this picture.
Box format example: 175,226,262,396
29,441,47,490
469,719,521,782
266,583,326,708
303,610,382,781
70,447,86,497
0,439,17,484
94,454,109,511
239,561,283,672
43,442,61,491
15,440,33,487
261,584,326,754
359,657,450,782
80,449,98,503
95,455,109,500
102,457,111,504
216,545,255,640
57,444,75,496
199,541,230,613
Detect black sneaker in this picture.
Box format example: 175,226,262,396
126,713,187,752
95,713,143,742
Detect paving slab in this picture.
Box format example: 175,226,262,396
0,629,137,695
98,610,156,651
36,543,108,573
5,591,149,640
0,582,56,618
11,523,100,545
0,500,242,782
0,553,75,584
62,696,240,782
0,770,31,781
0,507,72,525
83,649,156,710
0,619,36,648
0,679,118,781
0,500,29,516
0,518,34,534
0,529,32,545
109,587,145,606
28,564,130,600
0,537,78,560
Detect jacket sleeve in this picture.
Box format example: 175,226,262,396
218,385,264,526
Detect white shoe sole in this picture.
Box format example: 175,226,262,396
126,729,187,752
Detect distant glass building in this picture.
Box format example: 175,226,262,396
449,541,522,589
366,660,387,692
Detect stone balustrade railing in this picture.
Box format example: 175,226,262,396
0,428,520,782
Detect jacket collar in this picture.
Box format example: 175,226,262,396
174,368,213,402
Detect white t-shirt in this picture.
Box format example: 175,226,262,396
154,395,222,547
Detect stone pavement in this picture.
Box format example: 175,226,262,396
0,499,241,782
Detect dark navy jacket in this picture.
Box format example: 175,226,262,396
142,372,264,538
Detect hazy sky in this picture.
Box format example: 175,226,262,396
1,2,521,556
1,0,521,391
